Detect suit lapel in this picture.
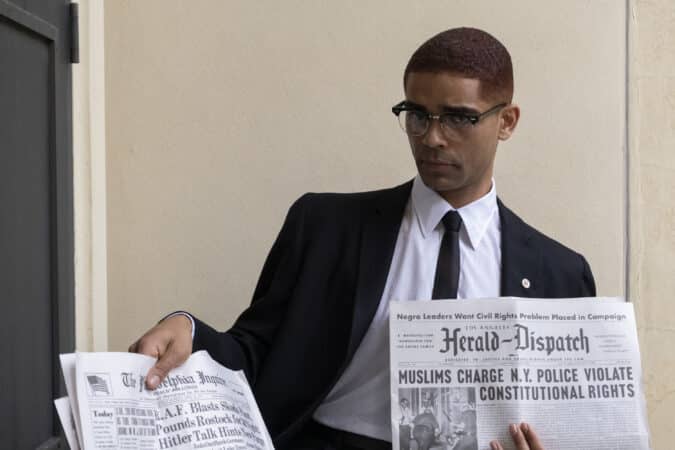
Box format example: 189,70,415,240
499,199,541,298
347,181,413,359
346,193,541,360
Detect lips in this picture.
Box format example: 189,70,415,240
421,159,460,168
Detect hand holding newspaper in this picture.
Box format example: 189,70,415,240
55,350,274,450
389,297,651,450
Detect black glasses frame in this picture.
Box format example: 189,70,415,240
391,101,508,135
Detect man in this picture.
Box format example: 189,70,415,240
397,398,412,450
131,27,594,450
450,408,478,450
412,407,440,450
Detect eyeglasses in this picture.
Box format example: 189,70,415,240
391,101,508,137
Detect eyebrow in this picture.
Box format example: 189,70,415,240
441,105,481,115
403,101,480,115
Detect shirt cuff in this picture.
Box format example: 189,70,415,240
162,311,195,340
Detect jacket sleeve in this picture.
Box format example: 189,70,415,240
579,254,597,297
190,194,310,383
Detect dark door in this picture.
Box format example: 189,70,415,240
0,0,74,448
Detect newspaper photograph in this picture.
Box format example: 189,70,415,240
56,350,274,450
390,297,650,450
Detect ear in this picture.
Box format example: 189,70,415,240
498,104,520,141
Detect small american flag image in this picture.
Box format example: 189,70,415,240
86,374,111,396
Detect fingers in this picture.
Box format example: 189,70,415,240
133,328,166,359
491,422,544,450
128,315,193,390
509,422,530,449
519,422,544,450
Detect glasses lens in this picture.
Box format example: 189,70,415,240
440,113,472,129
400,110,427,136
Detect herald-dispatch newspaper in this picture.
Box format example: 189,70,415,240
389,297,650,450
55,350,274,450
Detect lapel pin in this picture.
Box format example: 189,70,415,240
521,278,531,289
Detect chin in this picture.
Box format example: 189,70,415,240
420,174,464,194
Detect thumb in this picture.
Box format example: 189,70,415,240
145,342,184,389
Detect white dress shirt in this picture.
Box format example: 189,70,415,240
312,175,501,441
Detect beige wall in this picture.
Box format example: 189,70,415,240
629,1,675,448
105,0,626,349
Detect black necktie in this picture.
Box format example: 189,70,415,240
432,210,462,299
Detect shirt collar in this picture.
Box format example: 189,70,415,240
411,175,498,250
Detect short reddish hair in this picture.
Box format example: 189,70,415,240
404,27,514,102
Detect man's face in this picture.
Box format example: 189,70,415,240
404,72,516,207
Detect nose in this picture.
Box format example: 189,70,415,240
421,118,447,148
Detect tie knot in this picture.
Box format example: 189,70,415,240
441,210,462,232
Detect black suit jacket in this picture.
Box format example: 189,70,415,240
191,180,596,448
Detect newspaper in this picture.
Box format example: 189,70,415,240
389,297,650,450
55,350,274,450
